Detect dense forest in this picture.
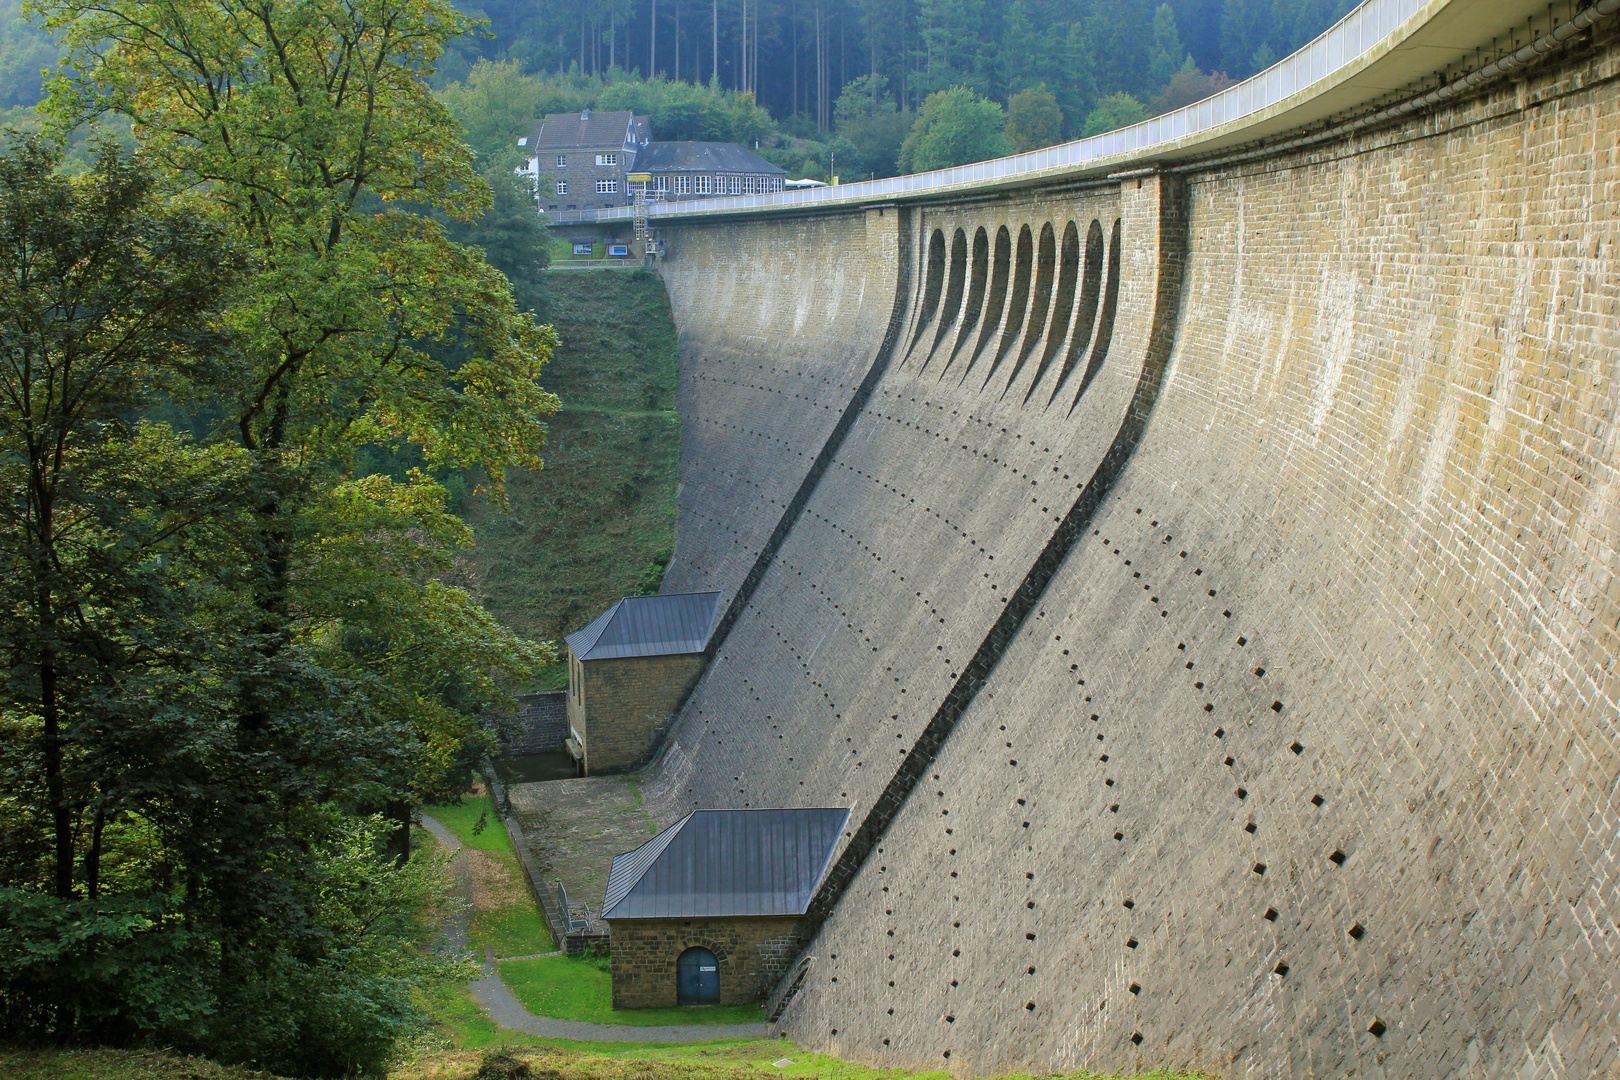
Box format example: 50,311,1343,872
4,0,1360,161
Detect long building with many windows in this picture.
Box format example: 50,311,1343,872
518,111,785,213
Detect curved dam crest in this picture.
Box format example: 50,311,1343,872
623,9,1620,1077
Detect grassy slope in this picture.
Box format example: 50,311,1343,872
500,955,766,1027
461,268,680,690
424,790,555,957
3,1044,1210,1080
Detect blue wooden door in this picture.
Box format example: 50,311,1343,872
676,946,720,1004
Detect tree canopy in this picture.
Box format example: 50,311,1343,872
898,85,1009,173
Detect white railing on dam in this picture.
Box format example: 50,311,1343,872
546,0,1571,225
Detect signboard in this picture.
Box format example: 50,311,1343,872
572,242,593,256
607,242,630,257
627,172,651,182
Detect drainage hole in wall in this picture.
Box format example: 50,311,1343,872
1272,701,1284,713
1311,794,1325,807
1110,803,1120,812
1204,704,1214,712
1131,1033,1143,1045
1114,832,1124,841
1224,756,1235,766
1330,849,1346,865
1368,1020,1386,1038
1128,983,1141,995
1263,908,1278,922
1026,901,1035,909
1177,642,1186,650
1027,966,1036,974
1208,589,1216,597
1274,962,1289,977
1025,1002,1036,1011
1252,863,1266,875
1349,923,1365,940
1289,739,1302,752
1214,728,1225,738
1236,788,1248,799
1106,778,1114,786
1122,898,1134,909
1125,937,1138,949
1255,667,1266,677
1244,822,1257,834
1025,932,1036,941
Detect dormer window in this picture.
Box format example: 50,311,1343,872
596,153,618,166
517,136,528,146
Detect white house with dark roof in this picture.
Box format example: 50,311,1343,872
603,807,849,1008
563,591,722,774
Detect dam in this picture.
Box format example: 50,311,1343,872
566,0,1620,1074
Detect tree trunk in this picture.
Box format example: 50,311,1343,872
385,800,412,866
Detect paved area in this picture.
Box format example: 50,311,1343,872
505,775,658,932
420,812,765,1043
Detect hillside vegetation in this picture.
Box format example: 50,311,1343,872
459,269,680,688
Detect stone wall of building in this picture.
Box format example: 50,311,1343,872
609,916,802,1009
580,653,706,773
635,24,1620,1080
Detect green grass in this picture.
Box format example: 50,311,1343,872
422,792,555,957
424,790,509,854
459,270,679,667
501,954,767,1027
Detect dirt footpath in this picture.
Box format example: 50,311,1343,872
506,776,657,930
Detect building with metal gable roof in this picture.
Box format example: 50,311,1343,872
602,808,848,1008
563,591,722,774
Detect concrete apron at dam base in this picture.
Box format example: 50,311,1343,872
605,3,1620,1077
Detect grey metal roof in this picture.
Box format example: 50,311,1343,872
636,141,787,175
532,111,643,150
564,591,722,661
602,808,849,919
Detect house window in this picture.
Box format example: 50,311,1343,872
773,177,783,192
556,154,567,167
727,174,741,195
674,174,692,195
596,179,618,194
693,174,710,195
555,180,568,194
655,175,668,193
596,152,618,166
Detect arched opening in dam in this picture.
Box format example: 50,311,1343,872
566,2,1620,1075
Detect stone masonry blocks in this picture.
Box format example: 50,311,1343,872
641,29,1620,1080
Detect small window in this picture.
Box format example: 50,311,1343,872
674,174,692,195
555,154,566,167
728,174,742,194
694,174,711,195
596,152,618,166
655,175,668,192
596,179,618,194
555,180,567,194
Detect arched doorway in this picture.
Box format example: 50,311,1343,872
676,946,720,1005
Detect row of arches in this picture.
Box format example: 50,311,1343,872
905,219,1122,413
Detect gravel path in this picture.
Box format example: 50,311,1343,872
419,813,769,1044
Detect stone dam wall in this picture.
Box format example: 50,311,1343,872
639,22,1620,1079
